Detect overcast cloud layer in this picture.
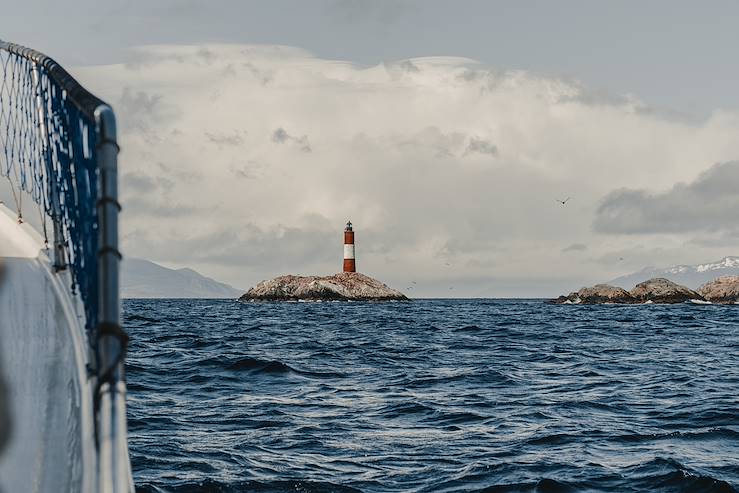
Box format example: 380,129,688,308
6,1,739,117
67,44,739,296
595,161,739,235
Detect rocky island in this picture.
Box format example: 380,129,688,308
552,277,705,304
697,276,739,303
552,284,637,304
240,222,408,302
239,272,408,302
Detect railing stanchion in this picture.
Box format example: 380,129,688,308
95,105,130,493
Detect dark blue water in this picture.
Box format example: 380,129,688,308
124,299,739,493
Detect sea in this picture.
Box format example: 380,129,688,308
124,299,739,493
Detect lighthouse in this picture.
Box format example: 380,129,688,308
343,221,356,273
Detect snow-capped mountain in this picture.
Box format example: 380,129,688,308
121,258,243,298
610,256,739,290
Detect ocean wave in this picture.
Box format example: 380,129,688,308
226,357,295,374
126,314,162,324
374,401,436,419
455,325,484,333
477,478,574,493
136,479,364,493
615,428,739,443
625,457,738,493
221,356,346,379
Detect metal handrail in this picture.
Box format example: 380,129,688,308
0,40,131,493
0,41,107,118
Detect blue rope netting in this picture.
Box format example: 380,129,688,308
0,47,99,333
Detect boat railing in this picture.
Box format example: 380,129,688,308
0,40,131,492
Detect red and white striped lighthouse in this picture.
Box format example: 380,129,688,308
343,221,356,273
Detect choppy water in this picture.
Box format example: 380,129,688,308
124,299,739,493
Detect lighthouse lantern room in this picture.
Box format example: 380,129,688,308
343,221,356,273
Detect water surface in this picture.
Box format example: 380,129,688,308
125,299,739,492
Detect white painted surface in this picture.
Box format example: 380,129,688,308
343,244,355,259
0,205,96,492
0,205,45,258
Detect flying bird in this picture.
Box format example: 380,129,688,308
556,197,571,205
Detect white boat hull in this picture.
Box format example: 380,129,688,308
0,205,97,492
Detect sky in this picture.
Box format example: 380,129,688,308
3,1,739,297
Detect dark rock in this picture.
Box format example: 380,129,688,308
551,284,636,304
630,277,703,304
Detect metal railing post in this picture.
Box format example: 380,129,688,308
95,105,120,340
94,105,131,493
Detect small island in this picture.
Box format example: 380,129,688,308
552,276,739,304
240,221,407,302
240,272,407,302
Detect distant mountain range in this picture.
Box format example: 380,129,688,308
610,256,739,290
121,258,243,298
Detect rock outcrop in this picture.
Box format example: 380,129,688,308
239,272,408,301
629,278,703,304
551,284,636,304
698,276,739,303
552,278,707,304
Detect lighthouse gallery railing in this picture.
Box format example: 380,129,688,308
0,41,130,492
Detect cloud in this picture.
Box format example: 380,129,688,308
328,0,408,24
116,87,180,133
121,171,173,194
72,44,739,295
228,161,262,180
121,171,195,218
271,128,289,143
124,221,338,275
594,161,739,234
196,46,217,64
205,131,246,148
272,127,311,152
464,137,498,157
398,60,420,73
393,126,465,158
562,243,587,253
